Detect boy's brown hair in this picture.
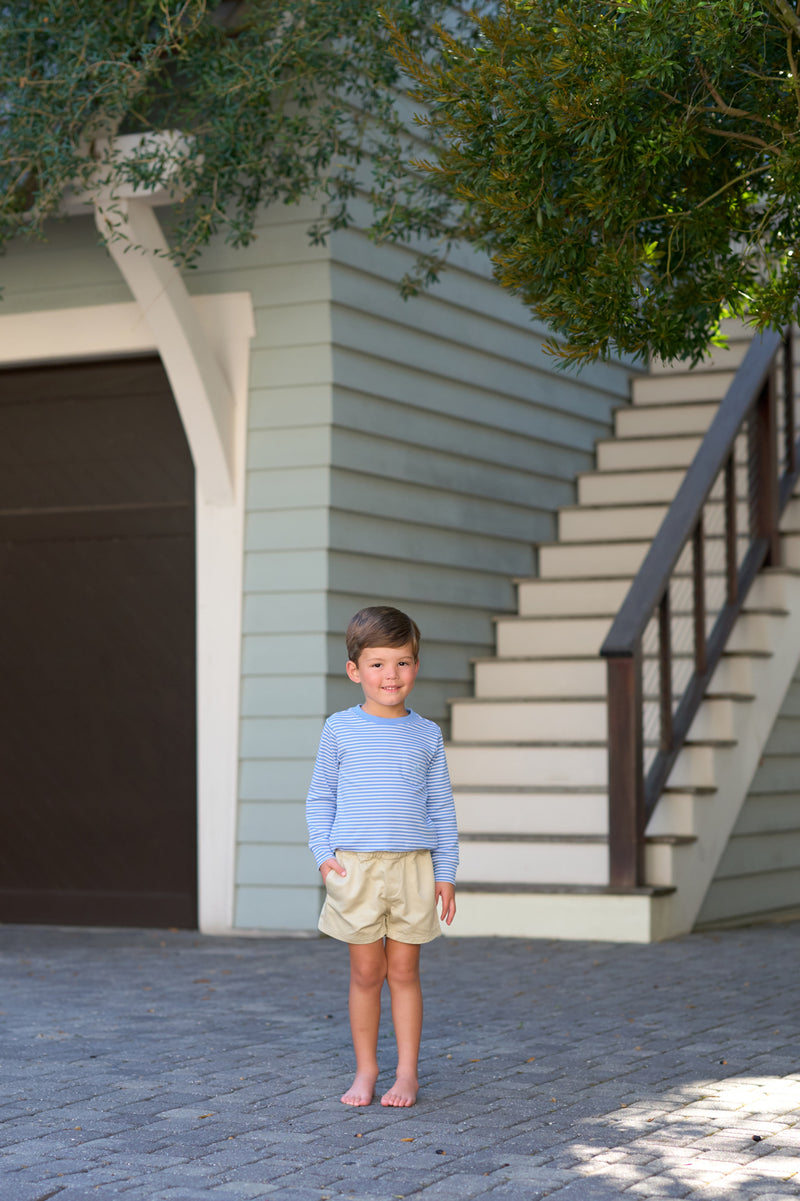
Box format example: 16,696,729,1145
346,606,421,665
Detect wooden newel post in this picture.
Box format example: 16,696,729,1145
606,647,644,888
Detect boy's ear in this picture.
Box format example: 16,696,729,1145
345,659,360,684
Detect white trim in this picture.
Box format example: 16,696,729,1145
0,294,254,935
95,198,236,504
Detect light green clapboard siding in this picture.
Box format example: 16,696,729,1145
324,226,630,739
0,213,132,312
0,195,636,935
697,664,800,927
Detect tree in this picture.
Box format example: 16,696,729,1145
0,0,449,268
384,1,800,366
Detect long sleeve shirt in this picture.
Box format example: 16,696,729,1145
306,705,459,884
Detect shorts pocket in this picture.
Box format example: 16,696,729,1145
324,860,347,890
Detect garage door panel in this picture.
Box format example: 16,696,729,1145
0,358,197,927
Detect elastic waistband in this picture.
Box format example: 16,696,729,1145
335,849,428,862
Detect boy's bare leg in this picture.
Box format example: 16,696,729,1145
381,938,422,1107
342,940,386,1105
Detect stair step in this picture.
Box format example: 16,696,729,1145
473,651,765,700
559,502,669,543
517,576,632,616
538,533,794,580
665,743,718,789
453,698,605,742
495,615,611,658
615,401,718,438
577,465,748,506
647,341,749,375
539,539,650,578
646,787,717,838
493,610,786,659
450,888,675,941
447,743,608,788
474,656,606,697
516,570,788,621
451,695,747,744
632,370,736,406
459,837,609,886
456,882,674,896
558,499,751,544
449,739,727,791
645,833,701,887
454,789,608,836
461,832,607,842
597,434,703,471
578,468,686,506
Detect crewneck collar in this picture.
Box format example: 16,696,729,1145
354,704,415,724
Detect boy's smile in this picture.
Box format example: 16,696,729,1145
346,643,419,718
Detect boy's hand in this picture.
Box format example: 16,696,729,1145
320,857,346,883
435,881,456,925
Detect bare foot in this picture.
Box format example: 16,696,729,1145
341,1070,378,1106
380,1074,419,1107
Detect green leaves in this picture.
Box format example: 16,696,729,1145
4,0,796,369
0,0,449,264
377,0,800,365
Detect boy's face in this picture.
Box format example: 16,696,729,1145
346,642,419,718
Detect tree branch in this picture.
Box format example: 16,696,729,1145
693,162,773,212
766,0,800,40
785,28,800,120
694,58,787,135
701,127,774,149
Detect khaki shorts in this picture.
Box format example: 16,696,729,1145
318,849,441,945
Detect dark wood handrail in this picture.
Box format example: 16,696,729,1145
602,330,782,656
600,326,800,888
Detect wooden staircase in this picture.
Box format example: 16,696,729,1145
447,324,800,941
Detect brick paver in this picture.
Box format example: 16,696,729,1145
1,921,799,1199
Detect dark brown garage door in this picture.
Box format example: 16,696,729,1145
0,357,197,928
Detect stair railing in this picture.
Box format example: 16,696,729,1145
600,326,800,888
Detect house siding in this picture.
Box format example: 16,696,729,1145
0,199,634,934
697,658,800,927
322,228,630,736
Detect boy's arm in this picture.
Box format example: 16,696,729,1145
306,722,340,872
435,881,456,924
427,730,459,914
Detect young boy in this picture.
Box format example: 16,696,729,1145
306,606,458,1108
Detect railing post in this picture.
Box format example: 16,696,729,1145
607,648,644,888
751,369,781,566
692,516,707,675
784,328,796,476
658,588,672,753
724,453,737,604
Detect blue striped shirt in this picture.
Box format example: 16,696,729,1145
306,705,459,884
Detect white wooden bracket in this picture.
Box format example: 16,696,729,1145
94,194,236,504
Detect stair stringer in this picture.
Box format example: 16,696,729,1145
646,568,800,940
